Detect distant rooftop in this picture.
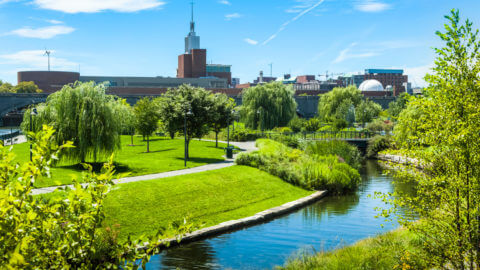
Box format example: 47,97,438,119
365,69,403,74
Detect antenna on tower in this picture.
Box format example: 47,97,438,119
190,0,195,33
43,48,51,71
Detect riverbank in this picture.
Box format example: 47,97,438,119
278,227,425,270
103,165,315,241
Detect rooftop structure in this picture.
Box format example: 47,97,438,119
185,1,200,54
365,69,403,74
359,79,385,91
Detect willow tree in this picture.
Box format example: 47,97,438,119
380,10,480,268
317,85,363,123
241,82,297,130
21,82,124,163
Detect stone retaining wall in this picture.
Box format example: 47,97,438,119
148,190,327,251
377,153,424,169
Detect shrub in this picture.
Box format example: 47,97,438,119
303,140,362,169
269,134,300,148
367,135,393,158
304,118,321,132
366,119,394,134
236,139,361,194
288,117,305,133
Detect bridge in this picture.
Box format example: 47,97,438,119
0,92,395,122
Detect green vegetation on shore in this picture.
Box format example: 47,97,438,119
278,228,426,270
236,139,360,193
103,165,313,241
12,136,228,187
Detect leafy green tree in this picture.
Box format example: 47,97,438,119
14,81,42,93
0,126,188,269
134,97,160,153
241,82,297,130
21,82,123,163
118,99,136,146
303,118,321,132
160,85,214,158
0,81,14,93
387,92,410,118
380,10,480,268
355,99,382,126
317,85,363,123
209,93,236,147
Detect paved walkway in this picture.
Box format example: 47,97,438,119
31,140,258,195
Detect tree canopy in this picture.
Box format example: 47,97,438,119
21,81,125,163
159,84,215,157
241,82,297,130
387,92,410,118
209,93,236,147
134,97,160,153
317,85,363,123
355,99,382,126
14,81,42,93
383,10,480,268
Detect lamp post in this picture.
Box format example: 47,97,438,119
184,107,193,167
29,108,38,162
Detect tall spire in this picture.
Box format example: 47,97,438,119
190,1,195,33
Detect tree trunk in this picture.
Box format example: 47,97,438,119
146,135,150,153
170,131,175,139
215,131,218,148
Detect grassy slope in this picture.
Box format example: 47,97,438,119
278,228,425,270
103,165,313,241
12,136,228,188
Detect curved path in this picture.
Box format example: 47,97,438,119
31,140,257,196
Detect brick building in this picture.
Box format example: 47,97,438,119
364,69,408,96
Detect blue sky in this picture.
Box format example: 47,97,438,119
0,0,479,87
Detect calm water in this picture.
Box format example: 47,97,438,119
0,129,18,135
145,160,411,270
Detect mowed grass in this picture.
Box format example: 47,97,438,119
278,228,426,270
11,136,228,188
103,165,313,241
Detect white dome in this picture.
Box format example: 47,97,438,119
359,79,384,91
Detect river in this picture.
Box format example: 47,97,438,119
144,160,412,269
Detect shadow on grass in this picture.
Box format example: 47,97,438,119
138,148,176,154
56,162,131,174
174,157,225,164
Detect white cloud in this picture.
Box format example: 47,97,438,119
46,19,64,24
0,50,78,70
225,13,242,20
0,0,17,4
218,0,231,5
355,0,390,12
9,25,75,39
32,0,165,13
403,64,433,87
262,0,325,45
244,38,258,45
333,42,378,63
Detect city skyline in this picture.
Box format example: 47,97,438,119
0,0,479,86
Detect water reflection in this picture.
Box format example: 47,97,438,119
146,160,413,270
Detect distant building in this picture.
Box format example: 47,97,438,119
206,64,232,86
338,74,365,88
364,69,408,96
231,78,240,88
253,71,276,84
296,75,316,84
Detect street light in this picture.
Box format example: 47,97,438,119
29,107,38,162
184,107,193,167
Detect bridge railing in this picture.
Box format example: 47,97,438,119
231,130,376,141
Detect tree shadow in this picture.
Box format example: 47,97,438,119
57,162,131,174
139,148,176,154
174,157,225,164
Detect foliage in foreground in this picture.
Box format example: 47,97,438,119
366,135,393,158
21,82,128,163
379,10,480,268
236,139,360,194
278,228,427,270
0,126,188,269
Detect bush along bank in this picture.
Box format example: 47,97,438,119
235,139,360,194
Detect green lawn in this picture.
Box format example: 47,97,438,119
12,136,228,188
103,165,313,241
